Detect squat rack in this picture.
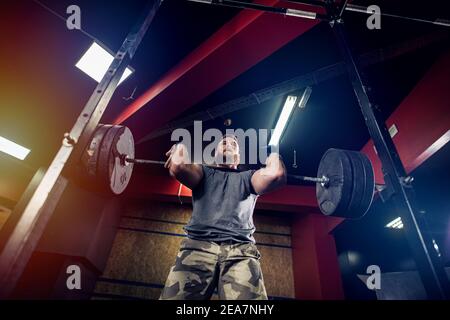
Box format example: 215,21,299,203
0,0,448,299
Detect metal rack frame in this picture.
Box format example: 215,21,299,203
1,0,448,299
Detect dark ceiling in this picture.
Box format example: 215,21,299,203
0,0,449,196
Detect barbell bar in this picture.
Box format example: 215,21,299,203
77,124,375,219
123,156,331,185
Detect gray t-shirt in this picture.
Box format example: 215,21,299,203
184,165,258,243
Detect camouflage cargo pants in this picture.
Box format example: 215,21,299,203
159,238,268,300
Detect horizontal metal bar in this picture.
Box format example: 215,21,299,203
284,0,328,8
289,174,329,184
187,0,328,21
345,4,450,27
125,157,329,184
126,158,165,165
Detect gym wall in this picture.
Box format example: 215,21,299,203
92,200,296,300
1,176,124,299
0,206,11,231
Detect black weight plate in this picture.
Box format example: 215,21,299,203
84,124,112,177
316,149,353,216
346,151,369,219
357,152,375,217
76,124,111,191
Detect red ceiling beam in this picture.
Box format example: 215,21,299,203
114,0,320,140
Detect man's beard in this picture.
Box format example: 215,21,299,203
215,152,237,166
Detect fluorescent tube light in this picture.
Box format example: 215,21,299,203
269,95,298,147
0,136,31,160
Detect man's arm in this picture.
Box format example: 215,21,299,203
251,153,287,195
164,144,203,190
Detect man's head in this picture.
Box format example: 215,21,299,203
214,134,240,169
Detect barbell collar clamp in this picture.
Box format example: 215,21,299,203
63,133,77,146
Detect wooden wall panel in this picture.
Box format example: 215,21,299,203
94,282,161,300
93,200,295,300
259,246,295,298
99,231,183,286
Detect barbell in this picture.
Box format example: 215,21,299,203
77,124,375,219
123,157,330,184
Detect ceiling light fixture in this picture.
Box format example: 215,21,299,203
76,42,133,85
0,136,31,160
386,217,404,229
269,87,312,147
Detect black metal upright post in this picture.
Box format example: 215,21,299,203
331,21,450,299
0,0,164,298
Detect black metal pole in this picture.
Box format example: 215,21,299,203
283,0,328,8
344,4,450,27
332,22,450,299
187,0,329,21
0,0,164,298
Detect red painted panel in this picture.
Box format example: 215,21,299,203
292,214,344,299
126,173,318,212
362,50,450,184
326,50,450,232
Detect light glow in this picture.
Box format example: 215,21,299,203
0,136,31,160
269,95,298,147
386,217,404,229
76,42,133,85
